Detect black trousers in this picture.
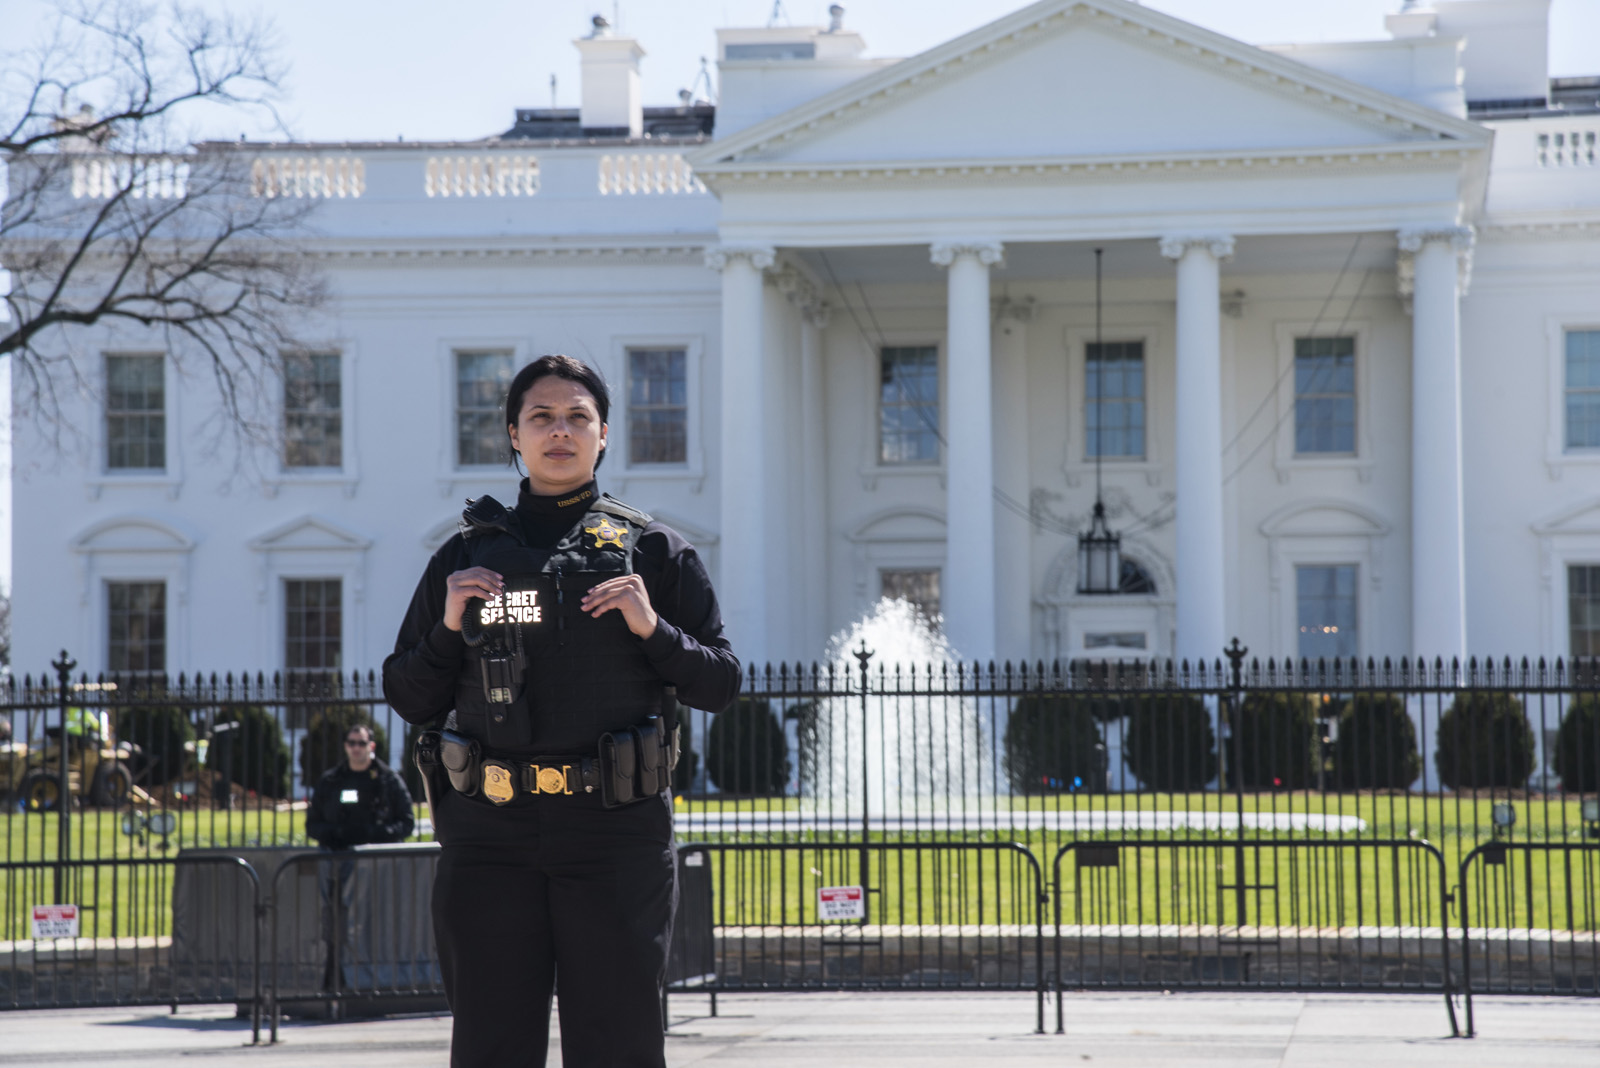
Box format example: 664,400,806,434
430,784,676,1068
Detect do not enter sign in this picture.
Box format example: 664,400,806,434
818,885,864,921
32,905,79,939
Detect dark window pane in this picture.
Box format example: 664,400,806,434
107,581,166,675
285,578,342,671
1086,341,1145,458
1568,331,1600,450
1571,565,1600,658
1293,337,1356,455
879,346,939,464
456,352,514,466
284,352,342,468
105,355,166,471
881,568,941,624
627,349,688,464
1296,565,1358,660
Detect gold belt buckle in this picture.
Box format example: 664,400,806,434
533,765,573,796
481,761,517,805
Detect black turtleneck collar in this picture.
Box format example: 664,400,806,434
515,479,599,548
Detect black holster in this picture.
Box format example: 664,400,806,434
439,729,481,797
412,729,447,819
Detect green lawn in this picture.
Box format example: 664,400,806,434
2,793,1596,940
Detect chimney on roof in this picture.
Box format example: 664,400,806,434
574,14,645,137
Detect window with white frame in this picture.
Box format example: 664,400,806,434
881,568,940,623
627,348,688,464
105,354,166,471
1294,337,1356,455
455,351,514,467
1567,330,1600,451
285,578,342,672
879,346,939,464
1296,564,1358,660
1571,565,1600,657
107,581,166,674
1086,341,1145,459
284,353,342,468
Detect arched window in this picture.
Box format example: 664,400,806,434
1118,558,1156,595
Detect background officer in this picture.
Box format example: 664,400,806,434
306,724,415,849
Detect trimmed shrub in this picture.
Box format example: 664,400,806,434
299,704,391,787
1332,694,1420,789
1003,695,1106,794
1435,692,1536,790
1123,695,1217,792
1228,693,1319,790
206,705,291,798
705,700,789,796
1553,694,1600,793
115,705,194,786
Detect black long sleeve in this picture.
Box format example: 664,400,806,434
382,502,740,724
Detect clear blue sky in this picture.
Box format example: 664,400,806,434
8,1,1600,143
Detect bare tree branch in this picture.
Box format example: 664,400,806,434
1,0,322,470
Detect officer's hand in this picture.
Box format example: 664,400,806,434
443,567,505,632
580,574,659,639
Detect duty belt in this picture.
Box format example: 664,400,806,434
478,754,602,805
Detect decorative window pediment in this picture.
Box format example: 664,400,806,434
70,516,194,555
248,515,372,554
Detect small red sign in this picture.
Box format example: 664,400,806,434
32,904,79,939
818,885,865,920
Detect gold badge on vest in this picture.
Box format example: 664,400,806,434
584,517,626,550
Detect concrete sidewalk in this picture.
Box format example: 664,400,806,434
0,992,1595,1066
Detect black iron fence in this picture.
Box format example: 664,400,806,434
0,644,1597,1035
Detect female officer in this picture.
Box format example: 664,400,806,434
382,354,739,1067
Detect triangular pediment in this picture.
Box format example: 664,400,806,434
249,515,371,553
1532,499,1600,536
693,0,1486,173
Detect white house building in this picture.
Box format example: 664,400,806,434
11,0,1600,678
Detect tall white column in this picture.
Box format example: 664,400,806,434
1399,226,1473,663
993,301,1033,663
798,305,831,655
708,244,775,664
931,241,1004,665
1160,234,1234,667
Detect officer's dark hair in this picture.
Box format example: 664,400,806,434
344,724,374,745
505,355,611,471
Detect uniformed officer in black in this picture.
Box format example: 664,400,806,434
306,724,416,849
383,354,739,1067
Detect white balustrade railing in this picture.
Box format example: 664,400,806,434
424,154,540,197
598,154,706,195
71,156,190,199
251,156,365,198
1536,127,1598,168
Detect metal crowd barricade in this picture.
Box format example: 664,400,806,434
1051,838,1459,1035
1458,841,1600,1036
671,841,1048,1033
265,844,445,1041
0,855,262,1040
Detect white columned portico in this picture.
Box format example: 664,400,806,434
931,241,1003,665
1160,234,1234,666
708,243,776,663
1399,226,1473,663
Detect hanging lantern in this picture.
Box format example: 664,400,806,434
1077,500,1122,595
1077,247,1122,595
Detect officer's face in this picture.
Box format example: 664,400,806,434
344,733,375,771
509,376,608,495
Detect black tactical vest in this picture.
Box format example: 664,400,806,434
450,493,666,755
